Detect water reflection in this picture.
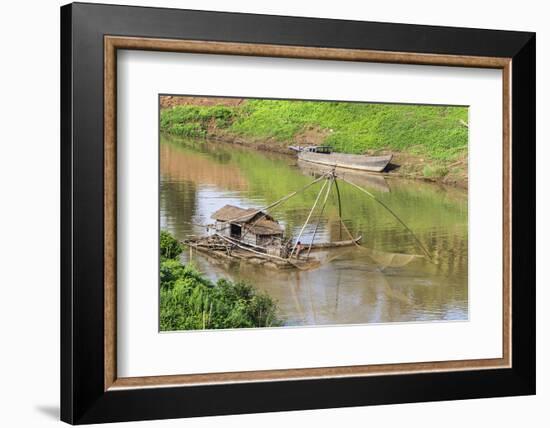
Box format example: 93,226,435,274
160,134,468,326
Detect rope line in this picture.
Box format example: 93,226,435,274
340,176,432,261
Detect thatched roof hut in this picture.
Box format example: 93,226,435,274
211,205,268,223
211,205,284,246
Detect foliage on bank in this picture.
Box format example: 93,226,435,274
160,230,184,261
160,100,468,162
159,231,282,331
160,105,235,138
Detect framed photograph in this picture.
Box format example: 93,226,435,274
61,2,535,424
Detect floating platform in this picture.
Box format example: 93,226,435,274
186,237,318,270
185,234,362,270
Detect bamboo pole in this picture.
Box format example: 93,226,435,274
289,178,329,259
333,177,343,240
306,177,334,257
339,216,357,242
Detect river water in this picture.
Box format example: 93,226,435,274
160,134,468,326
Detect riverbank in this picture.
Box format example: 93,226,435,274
160,97,469,187
160,230,283,331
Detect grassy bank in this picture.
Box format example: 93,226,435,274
160,98,468,166
160,231,282,331
160,99,469,185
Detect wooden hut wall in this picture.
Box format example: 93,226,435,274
256,234,283,247
241,231,257,246
215,221,231,237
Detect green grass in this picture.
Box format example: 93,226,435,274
160,105,235,137
161,100,468,162
159,230,282,331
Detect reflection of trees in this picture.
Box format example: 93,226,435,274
160,178,197,241
159,137,249,242
160,140,248,190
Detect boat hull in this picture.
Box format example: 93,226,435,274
308,236,362,250
298,152,392,173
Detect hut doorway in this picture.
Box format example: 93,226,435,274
230,223,242,239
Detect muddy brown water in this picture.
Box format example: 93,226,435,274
160,135,468,326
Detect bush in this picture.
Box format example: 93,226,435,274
160,230,183,260
160,105,236,136
159,258,283,331
170,123,206,138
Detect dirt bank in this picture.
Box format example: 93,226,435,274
160,96,245,109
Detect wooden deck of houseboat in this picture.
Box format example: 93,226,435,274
184,234,362,270
185,235,321,270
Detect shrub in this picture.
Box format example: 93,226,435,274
159,253,283,331
171,123,206,138
160,105,236,136
160,230,183,260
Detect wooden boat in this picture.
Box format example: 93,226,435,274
289,145,332,154
298,151,393,173
308,236,362,250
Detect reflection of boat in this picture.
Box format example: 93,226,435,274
290,145,392,173
297,160,390,193
298,151,392,173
